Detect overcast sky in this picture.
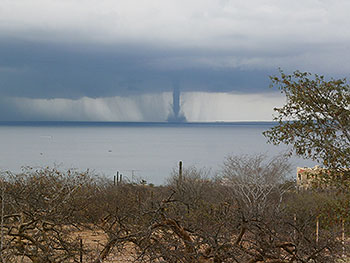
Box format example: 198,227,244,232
1,0,349,121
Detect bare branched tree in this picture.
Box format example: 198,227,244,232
221,153,291,215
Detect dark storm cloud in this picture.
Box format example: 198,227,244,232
0,40,273,99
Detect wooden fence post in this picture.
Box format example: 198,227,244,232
293,213,297,240
179,161,183,182
342,218,345,257
80,238,83,263
316,216,319,245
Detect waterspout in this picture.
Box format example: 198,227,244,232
167,82,186,122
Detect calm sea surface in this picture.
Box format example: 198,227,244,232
0,122,316,184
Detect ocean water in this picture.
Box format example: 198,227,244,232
0,122,316,184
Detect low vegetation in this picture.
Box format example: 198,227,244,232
0,155,348,262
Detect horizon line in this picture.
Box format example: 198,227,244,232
0,120,277,126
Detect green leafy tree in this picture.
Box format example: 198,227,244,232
263,70,350,168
